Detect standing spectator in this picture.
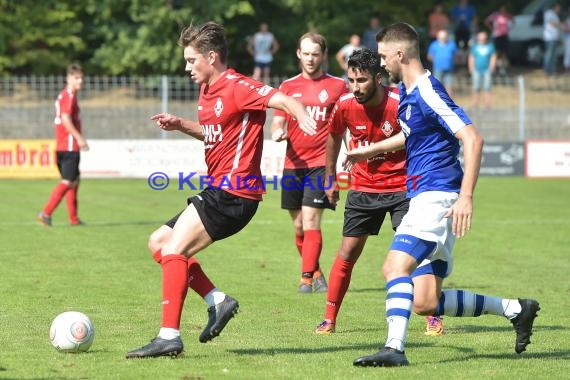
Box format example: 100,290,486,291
37,64,88,227
427,29,458,95
126,21,316,359
428,2,451,43
485,3,513,76
468,31,496,108
543,2,561,78
336,34,364,79
561,5,570,74
362,16,383,50
450,0,477,50
247,22,280,84
270,32,347,293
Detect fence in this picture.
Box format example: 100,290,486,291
1,74,569,141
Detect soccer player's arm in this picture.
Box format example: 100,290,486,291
150,113,204,141
345,131,405,165
447,124,484,238
267,91,316,136
61,114,89,151
270,114,288,142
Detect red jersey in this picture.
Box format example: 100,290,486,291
327,87,407,193
54,87,81,152
198,69,278,200
274,74,347,169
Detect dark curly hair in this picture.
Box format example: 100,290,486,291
347,48,382,77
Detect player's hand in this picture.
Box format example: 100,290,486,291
324,178,339,206
151,113,182,131
445,194,473,238
344,145,373,167
271,127,288,142
297,115,317,136
78,139,89,152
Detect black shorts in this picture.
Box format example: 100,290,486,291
493,35,509,55
343,190,409,237
56,151,80,181
164,187,259,241
280,167,335,211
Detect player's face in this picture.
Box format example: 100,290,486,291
67,73,83,92
297,38,324,77
184,46,213,85
378,42,401,84
347,68,377,104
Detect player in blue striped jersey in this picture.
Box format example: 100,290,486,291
347,22,540,367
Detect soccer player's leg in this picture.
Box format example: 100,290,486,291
62,152,81,225
315,236,366,334
148,218,237,344
411,273,445,336
300,205,325,292
126,204,213,358
38,152,72,226
300,167,335,293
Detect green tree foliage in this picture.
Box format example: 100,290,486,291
0,0,533,76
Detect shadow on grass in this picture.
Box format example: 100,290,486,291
423,346,570,363
450,324,567,334
228,342,433,356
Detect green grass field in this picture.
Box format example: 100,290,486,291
1,177,569,379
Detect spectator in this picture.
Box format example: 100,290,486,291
562,5,570,74
336,34,364,78
543,2,561,79
468,31,496,108
247,22,280,84
485,3,513,76
450,0,477,50
362,16,383,50
427,29,458,95
428,2,451,43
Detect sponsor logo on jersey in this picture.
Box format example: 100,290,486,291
292,93,302,98
257,85,272,96
355,125,367,130
214,97,223,117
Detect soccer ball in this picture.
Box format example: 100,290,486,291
49,311,95,353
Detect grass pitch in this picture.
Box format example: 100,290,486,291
0,177,569,379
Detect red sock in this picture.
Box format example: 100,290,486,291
324,256,355,323
295,234,304,256
152,250,162,264
301,229,322,274
187,257,215,298
66,185,79,223
161,254,188,329
43,182,69,215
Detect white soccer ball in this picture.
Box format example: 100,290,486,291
49,311,95,353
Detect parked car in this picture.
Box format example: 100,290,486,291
508,0,564,66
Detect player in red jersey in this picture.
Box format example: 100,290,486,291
315,48,408,334
315,48,445,336
37,64,88,227
270,32,347,293
126,22,316,359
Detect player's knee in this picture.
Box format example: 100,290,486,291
148,229,166,253
412,299,437,315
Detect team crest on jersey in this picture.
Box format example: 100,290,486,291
318,89,329,103
381,121,394,136
405,105,411,120
214,97,223,117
